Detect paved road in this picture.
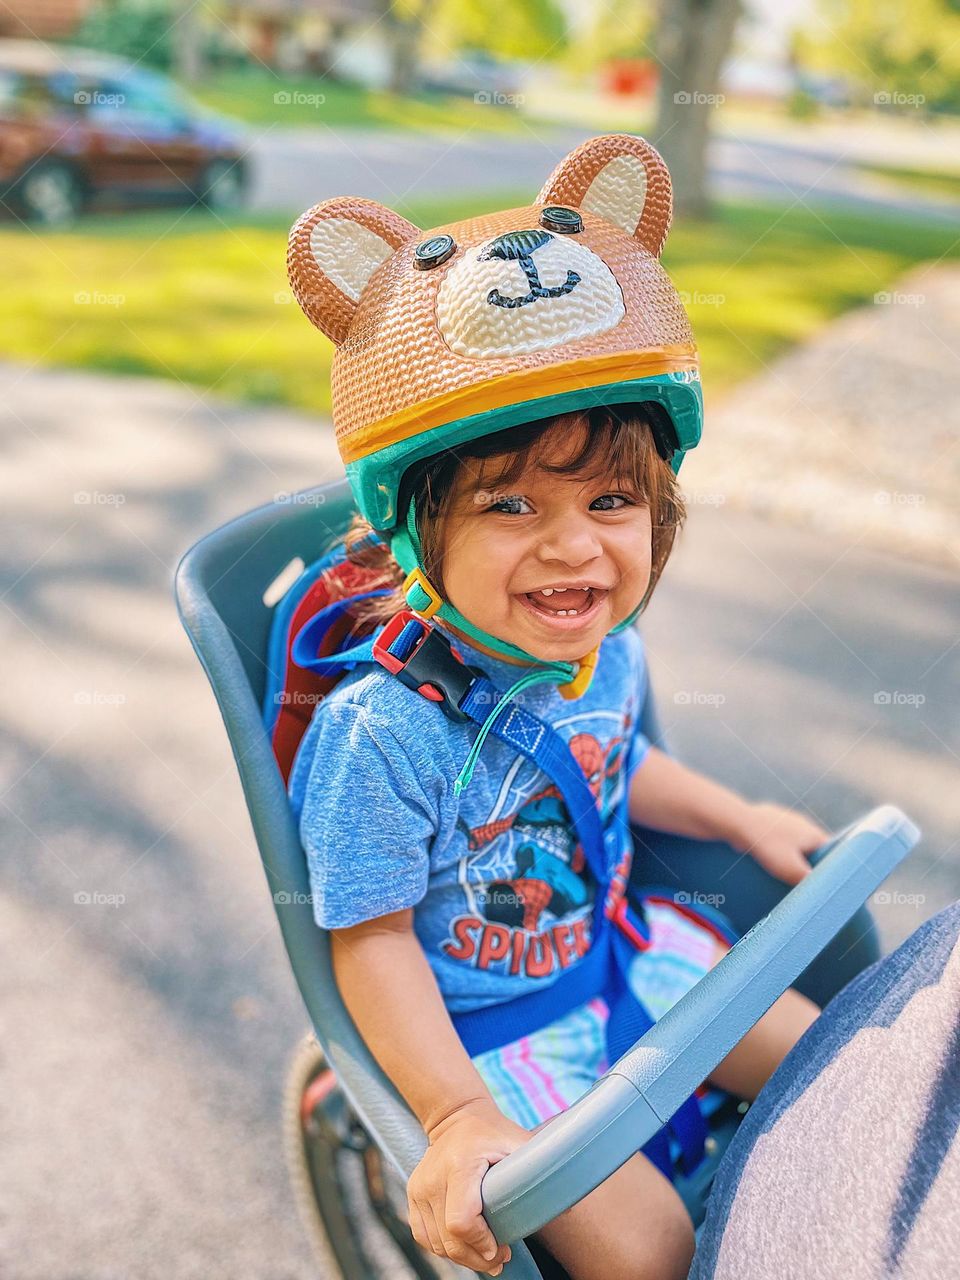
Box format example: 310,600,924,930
2,362,957,1277
684,262,960,571
245,122,960,224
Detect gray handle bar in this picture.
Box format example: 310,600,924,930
481,804,920,1245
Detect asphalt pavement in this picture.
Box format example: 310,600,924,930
2,359,958,1278
244,121,960,224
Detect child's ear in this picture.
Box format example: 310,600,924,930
537,134,673,258
287,197,420,346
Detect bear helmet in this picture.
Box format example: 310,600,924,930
287,133,701,692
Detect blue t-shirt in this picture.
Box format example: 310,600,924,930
288,623,652,1014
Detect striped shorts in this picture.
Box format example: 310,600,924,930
471,895,735,1130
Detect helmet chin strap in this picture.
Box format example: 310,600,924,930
385,495,645,796
387,495,643,704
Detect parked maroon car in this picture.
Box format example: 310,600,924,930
0,39,247,224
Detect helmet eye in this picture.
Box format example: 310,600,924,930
539,206,583,234
414,234,456,269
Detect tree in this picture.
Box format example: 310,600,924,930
796,0,960,115
431,0,567,61
381,0,566,96
652,0,743,218
72,0,178,70
381,0,437,97
172,0,205,84
575,0,656,70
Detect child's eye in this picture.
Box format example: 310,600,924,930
590,493,632,511
486,495,531,515
485,493,635,514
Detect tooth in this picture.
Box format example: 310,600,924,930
541,588,554,596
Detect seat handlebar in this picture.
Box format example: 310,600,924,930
482,804,920,1245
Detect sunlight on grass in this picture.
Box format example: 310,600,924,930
189,70,539,135
0,198,957,415
856,161,960,201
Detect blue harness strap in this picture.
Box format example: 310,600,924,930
291,605,708,1180
290,589,391,674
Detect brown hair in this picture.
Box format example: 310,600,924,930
328,404,686,630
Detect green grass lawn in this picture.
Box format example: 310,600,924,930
1,196,957,413
857,160,960,201
186,68,544,134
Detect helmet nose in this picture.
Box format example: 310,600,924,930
484,228,552,261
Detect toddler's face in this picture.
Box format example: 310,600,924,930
438,423,653,664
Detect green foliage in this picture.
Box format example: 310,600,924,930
429,0,568,60
786,89,820,119
570,0,656,70
72,0,176,70
798,0,960,113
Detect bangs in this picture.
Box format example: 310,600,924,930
457,405,659,504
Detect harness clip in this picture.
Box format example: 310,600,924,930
373,609,485,723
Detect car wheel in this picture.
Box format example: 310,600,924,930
194,157,246,211
18,160,83,227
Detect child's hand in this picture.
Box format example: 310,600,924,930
408,1098,529,1275
732,801,831,885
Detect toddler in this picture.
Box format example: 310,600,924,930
286,133,826,1280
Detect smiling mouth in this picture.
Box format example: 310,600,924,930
517,587,608,626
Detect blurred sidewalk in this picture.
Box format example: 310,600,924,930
683,262,960,571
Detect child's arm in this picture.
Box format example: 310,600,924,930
331,908,526,1276
628,745,829,884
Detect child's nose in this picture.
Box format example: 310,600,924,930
535,514,604,567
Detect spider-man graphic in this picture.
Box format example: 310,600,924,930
442,729,631,975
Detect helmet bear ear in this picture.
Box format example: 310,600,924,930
287,197,420,346
537,134,673,257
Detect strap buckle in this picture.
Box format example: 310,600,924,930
372,609,484,723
